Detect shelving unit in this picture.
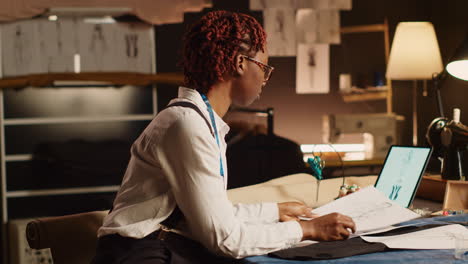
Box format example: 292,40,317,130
0,70,183,264
341,91,388,102
339,19,393,113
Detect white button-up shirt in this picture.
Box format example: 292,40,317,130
98,87,302,258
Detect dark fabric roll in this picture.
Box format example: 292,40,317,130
269,224,446,260
269,237,387,260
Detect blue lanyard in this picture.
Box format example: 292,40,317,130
199,93,225,177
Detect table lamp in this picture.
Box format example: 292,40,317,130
386,22,443,146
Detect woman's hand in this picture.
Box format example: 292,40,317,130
299,212,356,241
277,202,317,222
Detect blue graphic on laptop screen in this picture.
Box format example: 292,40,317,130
375,146,431,207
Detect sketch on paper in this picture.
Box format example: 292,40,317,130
251,0,352,10
316,10,340,44
116,24,153,73
250,0,296,10
78,22,153,73
296,9,317,44
312,187,420,233
37,19,77,73
296,0,352,10
297,9,340,44
296,43,329,93
263,8,296,56
1,20,42,76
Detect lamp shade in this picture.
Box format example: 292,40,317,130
386,22,443,80
446,34,468,81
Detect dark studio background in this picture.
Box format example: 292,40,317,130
157,0,468,170
1,1,467,263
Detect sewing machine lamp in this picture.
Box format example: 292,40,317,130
426,114,468,180
426,33,468,180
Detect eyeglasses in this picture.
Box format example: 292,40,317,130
241,55,274,82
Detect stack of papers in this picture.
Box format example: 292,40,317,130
310,186,468,249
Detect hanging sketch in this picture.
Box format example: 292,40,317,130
106,23,153,73
251,0,352,10
1,18,153,77
263,8,296,56
78,23,115,72
296,43,329,94
78,22,153,72
296,0,352,10
296,9,317,44
37,19,78,73
316,10,340,44
249,0,296,10
297,9,340,44
1,20,43,76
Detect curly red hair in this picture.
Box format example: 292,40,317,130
180,10,267,94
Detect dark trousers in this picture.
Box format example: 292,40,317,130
91,230,242,264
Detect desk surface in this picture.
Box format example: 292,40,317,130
243,214,468,264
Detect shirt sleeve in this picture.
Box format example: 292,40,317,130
156,112,303,258
232,202,280,224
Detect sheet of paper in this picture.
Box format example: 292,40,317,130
263,8,296,56
296,43,329,94
361,224,468,249
351,225,406,238
311,186,420,233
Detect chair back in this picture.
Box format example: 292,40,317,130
26,210,108,264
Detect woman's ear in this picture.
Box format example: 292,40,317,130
235,54,246,76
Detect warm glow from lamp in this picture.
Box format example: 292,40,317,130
446,36,468,81
447,61,468,81
386,22,443,80
386,22,443,146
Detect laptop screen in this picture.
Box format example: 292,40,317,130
374,145,432,208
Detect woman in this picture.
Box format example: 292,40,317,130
92,10,355,264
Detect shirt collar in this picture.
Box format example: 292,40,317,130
177,87,230,136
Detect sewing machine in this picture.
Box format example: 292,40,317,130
323,113,405,159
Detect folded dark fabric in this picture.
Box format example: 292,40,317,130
269,237,387,260
269,224,445,260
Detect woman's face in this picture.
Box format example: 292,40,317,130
231,49,270,106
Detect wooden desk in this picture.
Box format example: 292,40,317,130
416,175,447,202
417,175,468,210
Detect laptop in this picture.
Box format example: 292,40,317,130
374,145,433,208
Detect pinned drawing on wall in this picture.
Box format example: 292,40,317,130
250,0,352,10
297,9,340,45
1,18,153,77
296,43,329,94
2,20,43,76
249,0,297,10
251,0,351,93
263,8,296,56
316,10,340,44
296,9,317,44
295,0,352,10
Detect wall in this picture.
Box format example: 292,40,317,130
156,0,468,148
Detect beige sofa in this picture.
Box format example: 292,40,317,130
25,173,377,264
228,173,378,207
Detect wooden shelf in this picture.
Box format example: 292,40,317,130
416,175,447,202
339,18,392,113
340,23,386,34
341,91,388,102
325,159,384,167
0,72,184,89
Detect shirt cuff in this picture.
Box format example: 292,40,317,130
282,220,304,247
261,202,280,222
